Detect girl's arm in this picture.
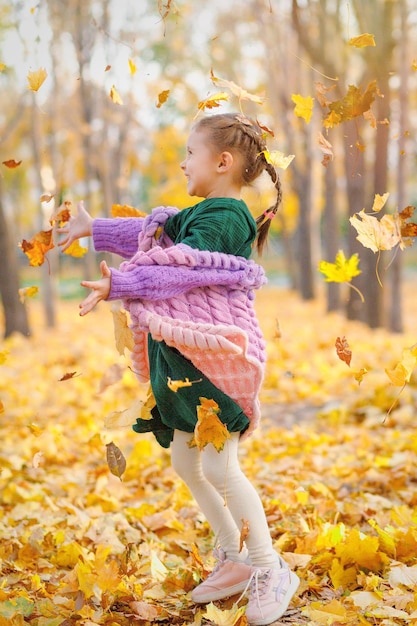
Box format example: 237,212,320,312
58,200,144,258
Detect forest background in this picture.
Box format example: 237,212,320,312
1,1,417,625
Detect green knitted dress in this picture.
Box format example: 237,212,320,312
132,197,257,448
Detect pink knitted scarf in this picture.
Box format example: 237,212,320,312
120,207,267,438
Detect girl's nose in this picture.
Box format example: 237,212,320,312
180,159,185,170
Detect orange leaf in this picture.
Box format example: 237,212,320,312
239,519,250,552
2,159,22,168
111,203,146,218
58,371,81,381
20,229,54,266
348,33,376,48
156,89,170,108
335,336,352,367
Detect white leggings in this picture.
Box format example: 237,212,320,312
171,429,280,567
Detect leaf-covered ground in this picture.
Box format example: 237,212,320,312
1,286,417,626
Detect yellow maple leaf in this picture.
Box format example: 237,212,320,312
128,58,137,75
189,397,231,452
385,345,417,387
260,149,295,170
110,84,123,105
27,67,47,91
349,210,400,253
111,304,135,355
19,229,54,266
335,528,387,571
318,250,361,283
167,377,202,392
348,33,376,48
291,93,314,123
63,239,88,258
204,601,246,626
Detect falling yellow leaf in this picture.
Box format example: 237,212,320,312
318,250,361,283
0,63,5,72
27,68,47,91
354,368,368,384
156,89,170,108
40,193,54,203
128,58,137,75
18,286,39,303
260,149,295,170
197,91,230,112
385,345,417,387
104,399,143,429
372,192,390,213
348,33,376,48
349,210,399,253
111,203,146,218
110,84,123,105
111,305,135,355
291,93,314,123
167,377,202,392
335,336,352,367
189,397,231,452
106,441,127,480
63,240,88,258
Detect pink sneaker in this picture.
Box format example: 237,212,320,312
191,549,252,603
244,563,300,625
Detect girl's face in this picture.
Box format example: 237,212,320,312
180,128,222,198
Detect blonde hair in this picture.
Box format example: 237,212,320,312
194,113,282,254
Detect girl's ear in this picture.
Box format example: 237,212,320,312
217,151,234,172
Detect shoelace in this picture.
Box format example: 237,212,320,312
237,566,289,619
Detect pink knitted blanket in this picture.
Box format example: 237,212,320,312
119,207,267,438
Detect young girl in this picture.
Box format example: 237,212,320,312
59,113,300,625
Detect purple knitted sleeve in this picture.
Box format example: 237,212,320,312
92,218,144,258
107,265,250,301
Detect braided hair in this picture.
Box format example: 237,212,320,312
193,113,282,255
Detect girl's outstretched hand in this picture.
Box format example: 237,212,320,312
58,200,93,252
79,260,111,316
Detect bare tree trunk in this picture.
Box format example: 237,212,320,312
0,184,30,338
323,157,340,311
388,0,408,333
344,119,367,322
31,93,57,328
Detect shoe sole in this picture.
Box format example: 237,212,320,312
191,578,252,603
247,571,300,625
